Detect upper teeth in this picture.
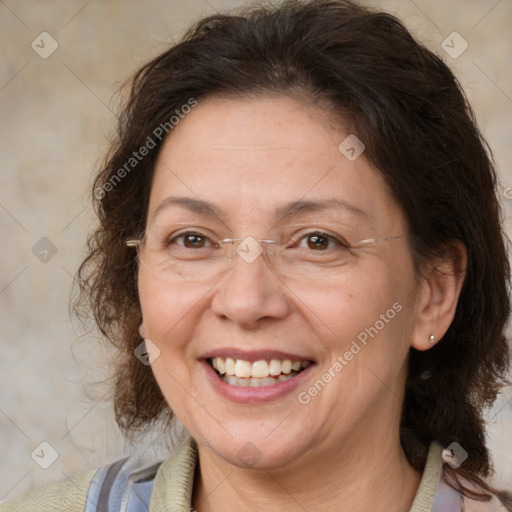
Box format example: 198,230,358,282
211,357,310,379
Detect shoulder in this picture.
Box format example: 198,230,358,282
460,480,510,512
463,498,509,512
0,469,96,512
410,442,510,512
0,458,159,512
0,437,198,512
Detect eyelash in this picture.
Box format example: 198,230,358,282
165,230,350,250
167,231,215,249
295,231,349,250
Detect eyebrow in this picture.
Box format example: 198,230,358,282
152,196,367,222
153,196,223,219
275,198,367,220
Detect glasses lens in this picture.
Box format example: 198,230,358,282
136,231,230,282
131,226,400,282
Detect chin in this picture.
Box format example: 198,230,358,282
193,424,312,470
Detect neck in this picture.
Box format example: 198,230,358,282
192,429,422,512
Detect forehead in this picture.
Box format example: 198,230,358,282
148,95,404,233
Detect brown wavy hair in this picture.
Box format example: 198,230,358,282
76,0,511,504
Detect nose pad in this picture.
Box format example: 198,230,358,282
211,238,289,327
231,237,265,265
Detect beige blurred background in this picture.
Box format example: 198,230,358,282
1,0,511,501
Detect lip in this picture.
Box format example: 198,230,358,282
200,358,316,404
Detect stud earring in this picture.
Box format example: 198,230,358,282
429,334,435,344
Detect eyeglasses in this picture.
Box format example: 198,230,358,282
126,223,402,282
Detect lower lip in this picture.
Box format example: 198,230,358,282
201,360,315,404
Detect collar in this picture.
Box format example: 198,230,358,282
148,438,450,511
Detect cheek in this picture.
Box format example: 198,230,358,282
296,258,416,379
292,260,404,332
138,272,206,351
137,277,205,412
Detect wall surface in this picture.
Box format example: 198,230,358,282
1,0,511,502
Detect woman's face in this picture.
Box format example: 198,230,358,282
138,95,423,470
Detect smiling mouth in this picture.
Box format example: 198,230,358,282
208,357,312,387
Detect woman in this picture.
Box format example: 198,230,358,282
3,0,510,510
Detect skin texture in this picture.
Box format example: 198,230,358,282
138,95,466,512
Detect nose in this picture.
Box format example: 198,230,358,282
210,249,291,329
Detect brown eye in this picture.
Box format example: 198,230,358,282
306,233,330,250
182,233,207,248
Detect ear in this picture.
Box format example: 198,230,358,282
139,322,146,339
411,240,466,351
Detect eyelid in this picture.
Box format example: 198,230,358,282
156,223,357,247
166,229,218,247
286,228,350,249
